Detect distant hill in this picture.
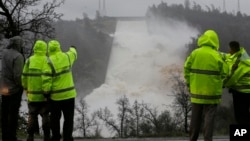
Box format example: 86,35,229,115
146,2,250,54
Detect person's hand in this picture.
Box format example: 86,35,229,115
0,87,9,96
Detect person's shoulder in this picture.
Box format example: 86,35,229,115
189,47,201,54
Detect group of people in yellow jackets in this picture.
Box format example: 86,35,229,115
184,30,250,141
22,40,77,141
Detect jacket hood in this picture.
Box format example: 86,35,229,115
33,40,47,55
238,47,250,66
48,40,61,55
197,30,219,50
7,36,23,53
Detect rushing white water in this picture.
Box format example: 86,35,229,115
84,19,199,120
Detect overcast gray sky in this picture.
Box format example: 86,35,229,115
56,0,250,20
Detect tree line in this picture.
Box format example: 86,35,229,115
146,1,250,54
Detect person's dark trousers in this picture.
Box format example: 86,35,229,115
50,98,75,141
232,89,250,124
27,101,51,141
1,89,23,141
189,103,217,141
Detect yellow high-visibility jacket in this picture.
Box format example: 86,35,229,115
224,47,250,93
22,40,47,102
184,30,228,104
42,40,77,101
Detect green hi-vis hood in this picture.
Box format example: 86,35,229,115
48,40,62,55
238,47,250,66
197,30,219,50
33,40,47,55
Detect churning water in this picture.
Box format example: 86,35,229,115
84,19,199,120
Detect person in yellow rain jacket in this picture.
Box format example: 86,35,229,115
184,30,228,141
42,40,77,141
224,41,250,124
22,40,50,141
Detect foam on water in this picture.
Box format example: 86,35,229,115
84,19,199,117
